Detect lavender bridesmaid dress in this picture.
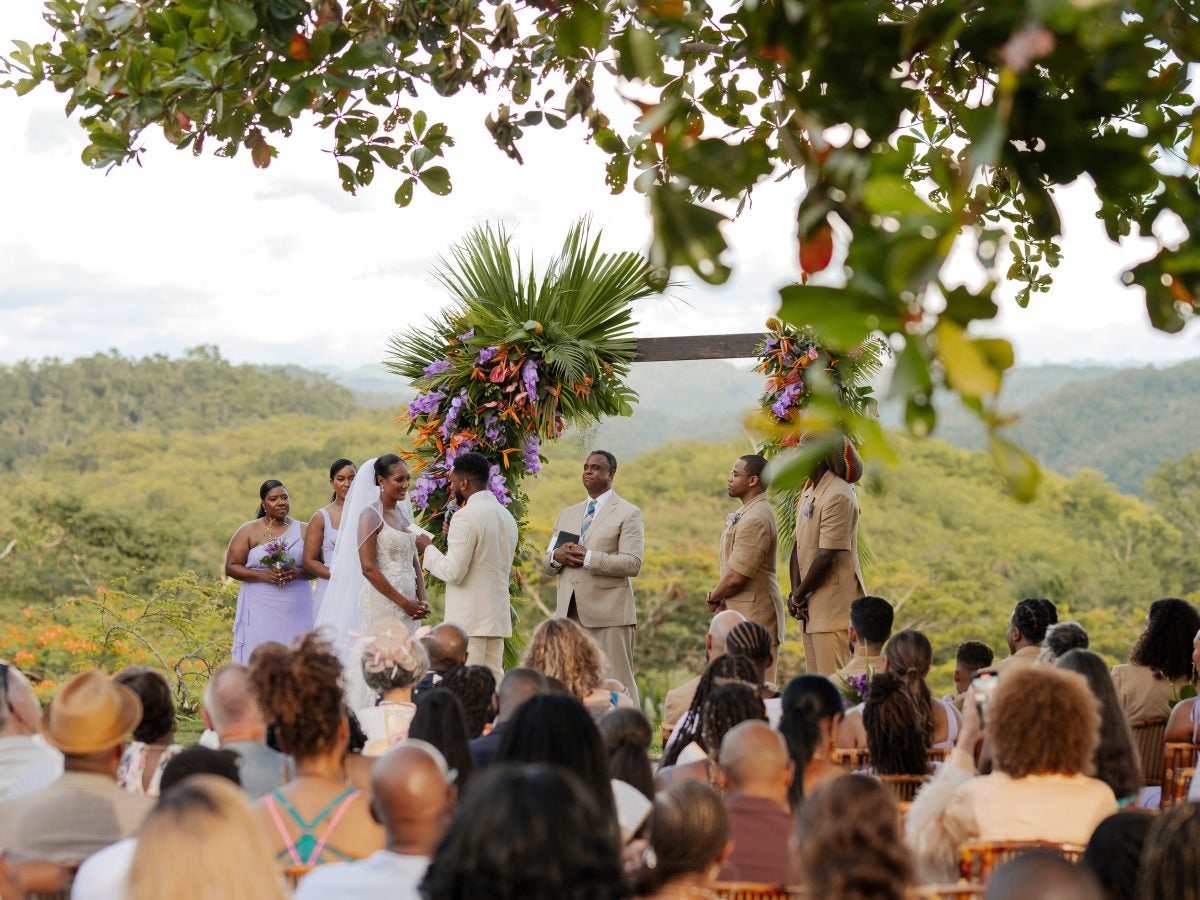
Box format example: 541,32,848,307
311,508,338,620
231,520,315,663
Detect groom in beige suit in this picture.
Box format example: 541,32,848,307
417,451,518,684
542,450,644,704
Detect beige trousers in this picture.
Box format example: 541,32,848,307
467,636,504,686
803,629,850,676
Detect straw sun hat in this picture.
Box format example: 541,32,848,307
39,670,143,754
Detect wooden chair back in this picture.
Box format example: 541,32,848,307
1130,719,1167,786
912,886,985,900
1162,742,1200,808
10,858,77,900
713,883,804,899
831,748,869,771
879,774,931,802
926,747,951,765
959,841,1086,883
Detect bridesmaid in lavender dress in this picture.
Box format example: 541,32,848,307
225,479,315,663
302,459,357,619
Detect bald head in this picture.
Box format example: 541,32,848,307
497,668,546,723
986,852,1102,900
427,623,469,674
718,720,792,801
202,664,265,739
708,609,747,659
371,742,454,854
0,661,42,736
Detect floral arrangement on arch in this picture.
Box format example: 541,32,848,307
386,219,656,532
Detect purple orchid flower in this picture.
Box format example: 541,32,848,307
483,414,503,444
522,435,542,473
441,391,468,439
770,382,802,418
458,327,475,342
487,464,511,505
477,346,499,365
520,358,539,400
423,359,453,378
407,390,446,419
410,474,446,510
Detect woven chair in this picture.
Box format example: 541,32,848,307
831,748,869,771
713,883,805,899
926,747,951,765
1130,719,1167,786
959,841,1086,883
879,774,931,803
1161,742,1200,808
912,885,985,900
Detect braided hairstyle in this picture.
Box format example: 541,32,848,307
440,665,496,739
1130,598,1200,680
1011,598,1058,646
863,673,929,776
699,682,767,755
597,708,655,801
249,632,345,760
725,620,773,672
660,655,759,768
633,782,729,898
1137,801,1200,900
882,629,934,743
779,675,844,806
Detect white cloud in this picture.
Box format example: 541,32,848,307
0,6,1195,371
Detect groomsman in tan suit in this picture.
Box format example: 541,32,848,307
417,452,518,684
789,454,865,675
706,455,785,682
542,450,644,705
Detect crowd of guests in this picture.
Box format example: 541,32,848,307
2,594,1200,899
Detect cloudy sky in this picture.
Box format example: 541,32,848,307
2,5,1196,373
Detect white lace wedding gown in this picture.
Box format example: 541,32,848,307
344,522,420,710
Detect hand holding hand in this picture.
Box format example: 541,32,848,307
404,597,431,619
706,593,725,613
415,533,433,554
564,544,587,567
787,592,809,621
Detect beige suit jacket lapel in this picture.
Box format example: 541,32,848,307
583,493,620,542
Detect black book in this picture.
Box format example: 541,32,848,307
553,530,580,550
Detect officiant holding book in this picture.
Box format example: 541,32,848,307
542,450,644,704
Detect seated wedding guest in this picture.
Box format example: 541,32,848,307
1136,800,1200,900
863,672,932,776
946,640,995,712
778,675,846,806
986,597,1058,674
495,693,618,829
832,595,894,684
726,620,782,723
250,635,384,868
599,708,655,801
660,655,759,768
906,666,1118,883
1163,626,1200,745
656,683,767,790
716,721,792,884
412,622,469,701
440,665,496,739
0,670,151,861
408,689,475,791
1112,598,1200,723
71,746,242,900
355,618,429,756
794,774,912,900
1081,811,1155,900
421,764,624,900
294,742,455,900
1056,650,1142,805
521,618,635,721
114,666,182,798
986,851,1102,900
838,629,960,750
128,775,285,900
471,668,546,770
202,663,293,798
662,610,745,744
0,659,62,801
632,782,731,899
1040,621,1090,663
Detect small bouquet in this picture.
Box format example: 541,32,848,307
260,538,295,590
839,672,870,710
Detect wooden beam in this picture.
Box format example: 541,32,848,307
633,333,763,362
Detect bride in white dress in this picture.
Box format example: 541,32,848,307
314,454,431,708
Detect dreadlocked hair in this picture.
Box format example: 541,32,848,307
1137,801,1200,900
882,630,934,744
1130,598,1200,681
863,673,929,777
633,782,729,897
699,682,767,755
1012,598,1058,645
249,632,345,759
779,675,843,806
726,621,773,669
659,655,759,768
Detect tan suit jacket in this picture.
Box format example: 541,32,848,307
794,470,864,634
980,644,1040,677
1111,663,1190,723
832,648,884,685
720,495,785,643
542,493,644,628
423,490,518,638
663,674,701,734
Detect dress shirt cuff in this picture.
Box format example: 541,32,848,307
583,550,593,569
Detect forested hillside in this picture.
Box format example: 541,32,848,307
2,351,1199,708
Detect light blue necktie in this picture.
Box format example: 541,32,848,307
580,499,597,543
